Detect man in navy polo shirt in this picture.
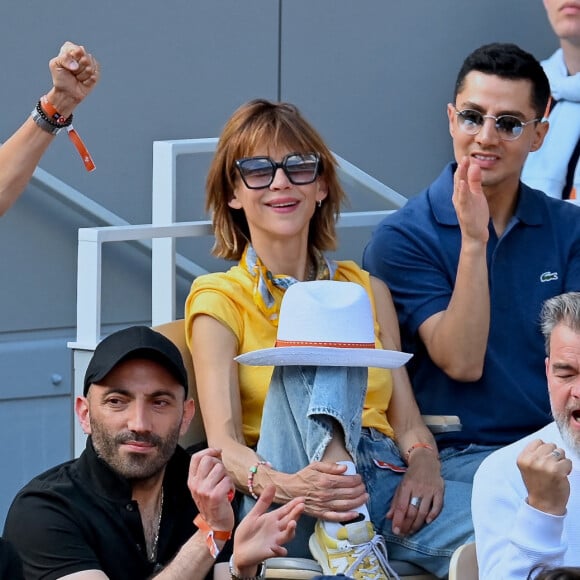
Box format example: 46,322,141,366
363,42,580,481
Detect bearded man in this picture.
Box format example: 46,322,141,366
473,292,580,579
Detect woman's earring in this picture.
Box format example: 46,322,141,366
317,200,322,208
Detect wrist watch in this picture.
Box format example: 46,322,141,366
31,108,61,135
229,556,266,580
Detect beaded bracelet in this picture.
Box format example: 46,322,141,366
247,460,271,500
404,442,437,464
35,101,71,128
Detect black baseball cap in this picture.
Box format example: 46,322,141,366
83,326,188,396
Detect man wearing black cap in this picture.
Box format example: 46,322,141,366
2,326,238,579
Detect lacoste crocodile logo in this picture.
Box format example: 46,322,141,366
540,271,559,282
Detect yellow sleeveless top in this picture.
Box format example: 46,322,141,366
185,260,394,447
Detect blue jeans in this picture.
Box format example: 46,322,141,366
239,366,475,578
438,443,501,483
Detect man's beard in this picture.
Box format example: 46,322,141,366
553,404,580,460
91,421,182,481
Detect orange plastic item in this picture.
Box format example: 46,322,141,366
193,513,232,558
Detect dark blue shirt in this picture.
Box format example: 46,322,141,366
364,163,580,448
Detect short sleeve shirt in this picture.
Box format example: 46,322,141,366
3,439,230,580
363,162,580,447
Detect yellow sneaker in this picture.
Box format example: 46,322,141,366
308,520,400,579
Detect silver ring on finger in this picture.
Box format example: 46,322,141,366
551,449,563,459
409,496,422,509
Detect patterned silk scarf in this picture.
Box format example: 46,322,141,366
242,244,337,324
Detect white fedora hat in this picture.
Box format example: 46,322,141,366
235,280,412,368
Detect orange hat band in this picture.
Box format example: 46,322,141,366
275,339,376,349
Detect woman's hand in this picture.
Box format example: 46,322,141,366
386,451,443,536
278,461,368,522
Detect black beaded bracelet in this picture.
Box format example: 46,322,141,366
35,100,73,128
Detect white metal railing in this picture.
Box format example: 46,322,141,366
31,166,130,227
68,138,406,455
31,162,208,285
149,138,407,323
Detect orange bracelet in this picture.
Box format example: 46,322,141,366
404,442,437,464
193,513,232,558
40,95,96,172
40,95,72,126
66,125,96,172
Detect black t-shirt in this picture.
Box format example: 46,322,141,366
0,537,24,579
3,439,230,580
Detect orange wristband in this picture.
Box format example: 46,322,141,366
404,442,437,464
193,513,232,558
40,95,72,126
40,95,96,172
66,126,96,172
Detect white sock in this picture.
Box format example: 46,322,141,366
322,460,370,538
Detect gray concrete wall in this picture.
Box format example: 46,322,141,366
0,1,557,526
